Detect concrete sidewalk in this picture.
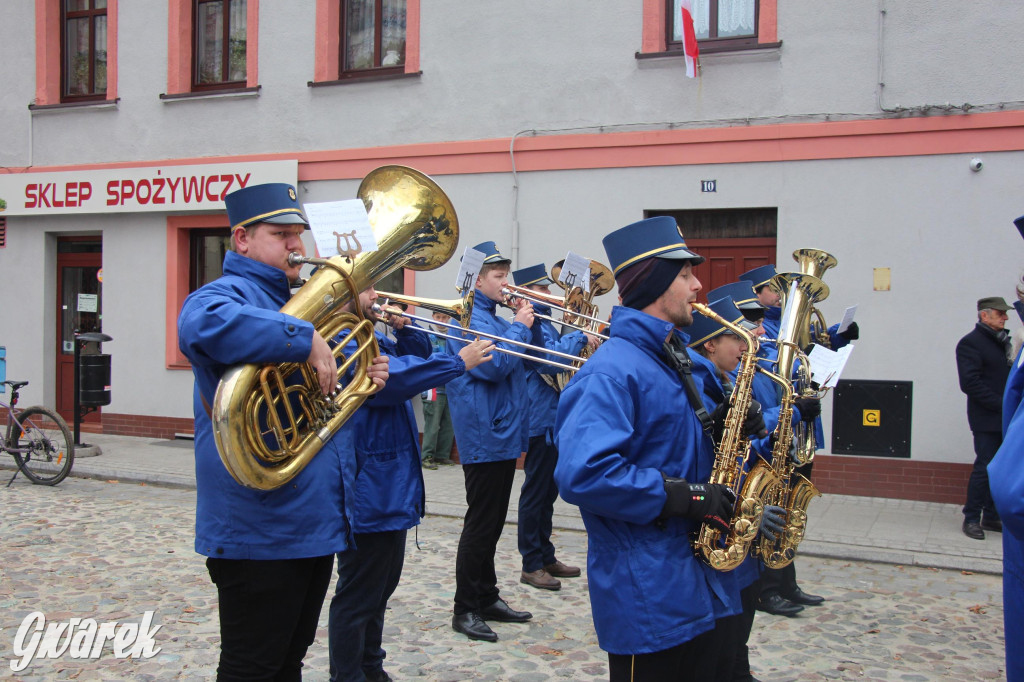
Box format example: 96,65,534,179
27,432,1004,575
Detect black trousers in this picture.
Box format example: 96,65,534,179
518,434,560,572
607,627,718,682
328,530,408,682
732,582,760,681
454,458,517,615
207,555,334,682
963,430,1002,523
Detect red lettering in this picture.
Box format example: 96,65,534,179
65,182,78,207
151,178,166,204
136,179,152,204
119,180,135,205
183,176,202,203
166,177,181,203
39,183,53,208
205,176,219,202
79,182,92,204
235,173,251,189
51,182,64,207
24,184,38,209
219,174,234,200
106,180,119,206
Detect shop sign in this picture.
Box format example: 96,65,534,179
0,160,298,216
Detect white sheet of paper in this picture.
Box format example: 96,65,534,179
807,343,854,388
837,305,858,333
561,251,592,293
303,200,377,258
77,293,98,313
455,247,486,293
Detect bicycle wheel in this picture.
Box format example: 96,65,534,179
10,406,74,485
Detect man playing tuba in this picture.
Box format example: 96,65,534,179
178,184,389,680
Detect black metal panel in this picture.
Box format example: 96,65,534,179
831,379,912,458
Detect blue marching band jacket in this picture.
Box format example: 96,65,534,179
525,304,587,439
338,324,466,535
178,251,356,560
555,306,739,655
444,291,532,463
989,347,1024,681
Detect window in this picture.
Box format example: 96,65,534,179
62,0,108,101
341,0,406,79
193,0,247,90
189,228,231,291
669,0,757,51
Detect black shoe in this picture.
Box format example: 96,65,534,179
963,520,985,540
981,519,1003,533
783,586,825,606
364,671,393,682
479,598,532,623
756,592,804,617
452,612,498,642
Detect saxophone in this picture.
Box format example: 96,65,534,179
690,303,772,571
755,347,821,568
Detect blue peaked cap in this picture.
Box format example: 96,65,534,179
224,183,308,231
688,296,748,348
512,263,553,287
707,281,762,310
602,216,704,276
471,241,511,264
1015,214,1024,240
738,264,777,289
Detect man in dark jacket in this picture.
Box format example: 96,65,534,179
956,296,1013,539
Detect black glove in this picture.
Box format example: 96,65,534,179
838,321,859,341
794,396,821,423
660,475,736,533
759,504,787,542
711,399,768,441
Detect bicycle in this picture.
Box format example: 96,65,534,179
2,380,74,486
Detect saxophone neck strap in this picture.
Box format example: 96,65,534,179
662,337,715,434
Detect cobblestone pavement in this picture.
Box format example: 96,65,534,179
1,477,1006,681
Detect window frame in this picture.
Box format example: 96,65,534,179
61,0,108,102
638,0,777,59
666,0,760,54
192,0,248,91
188,227,232,292
338,0,406,81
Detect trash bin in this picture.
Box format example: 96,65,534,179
79,353,111,406
0,346,6,387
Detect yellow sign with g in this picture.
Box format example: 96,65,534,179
863,409,880,427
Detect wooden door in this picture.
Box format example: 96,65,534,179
687,237,776,302
56,239,103,421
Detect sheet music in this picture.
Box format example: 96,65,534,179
561,251,592,293
837,305,858,333
807,343,854,388
455,247,486,293
304,200,377,258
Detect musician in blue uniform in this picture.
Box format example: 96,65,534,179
446,241,537,642
509,263,592,590
177,183,389,680
738,265,841,615
988,214,1024,682
688,296,789,680
328,287,493,682
555,217,755,681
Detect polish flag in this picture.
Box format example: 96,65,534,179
680,0,700,78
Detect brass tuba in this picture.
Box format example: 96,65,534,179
212,166,459,490
792,248,838,348
549,258,614,390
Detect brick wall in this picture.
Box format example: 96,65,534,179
101,413,196,440
812,454,971,504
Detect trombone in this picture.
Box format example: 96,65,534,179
500,286,609,340
373,293,587,372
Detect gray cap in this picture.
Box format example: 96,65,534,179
978,296,1012,312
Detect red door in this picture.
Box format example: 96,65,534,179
687,237,776,302
56,239,103,422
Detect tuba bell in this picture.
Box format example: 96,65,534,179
212,166,459,490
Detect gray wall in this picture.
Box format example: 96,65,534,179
2,1,1023,464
